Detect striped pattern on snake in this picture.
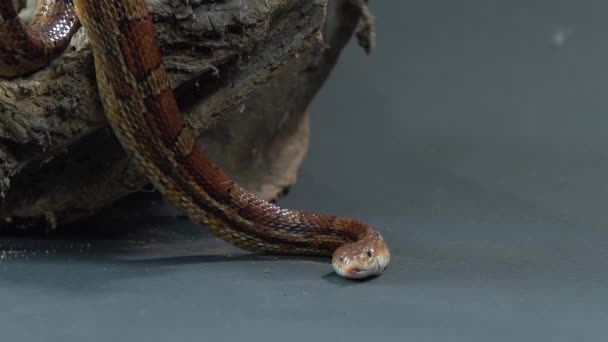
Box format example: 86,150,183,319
0,0,390,279
0,0,78,77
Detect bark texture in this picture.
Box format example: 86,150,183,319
0,0,374,230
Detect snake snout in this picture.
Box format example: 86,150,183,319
332,245,390,279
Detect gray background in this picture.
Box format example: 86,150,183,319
1,1,608,341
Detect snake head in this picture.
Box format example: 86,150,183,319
331,237,390,279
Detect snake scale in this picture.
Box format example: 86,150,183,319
0,0,390,279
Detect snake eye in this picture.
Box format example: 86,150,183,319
339,256,344,261
366,250,373,258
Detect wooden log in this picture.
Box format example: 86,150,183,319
0,0,374,230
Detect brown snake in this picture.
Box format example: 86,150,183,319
0,0,390,279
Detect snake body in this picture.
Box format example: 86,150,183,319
0,0,390,279
0,0,78,77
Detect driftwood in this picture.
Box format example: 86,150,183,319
0,0,374,230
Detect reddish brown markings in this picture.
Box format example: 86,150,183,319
118,16,161,77
21,35,46,60
168,146,328,248
143,87,183,144
181,145,232,202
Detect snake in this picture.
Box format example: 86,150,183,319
0,0,390,279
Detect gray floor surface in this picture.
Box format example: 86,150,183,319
2,1,608,341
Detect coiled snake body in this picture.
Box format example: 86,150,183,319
0,0,390,279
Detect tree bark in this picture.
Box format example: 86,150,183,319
0,0,374,230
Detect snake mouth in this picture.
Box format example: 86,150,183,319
346,268,362,276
